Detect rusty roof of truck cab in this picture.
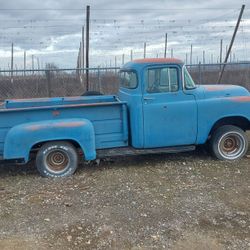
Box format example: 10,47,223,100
133,58,183,64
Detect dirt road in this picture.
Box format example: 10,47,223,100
0,146,249,250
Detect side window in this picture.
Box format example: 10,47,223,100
146,67,178,93
120,71,137,89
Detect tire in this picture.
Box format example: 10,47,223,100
36,141,78,177
210,125,248,161
82,91,103,96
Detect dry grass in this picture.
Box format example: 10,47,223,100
0,66,250,99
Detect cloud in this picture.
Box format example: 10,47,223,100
0,0,249,69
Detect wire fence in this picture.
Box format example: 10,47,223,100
0,62,250,99
0,67,120,99
188,62,250,89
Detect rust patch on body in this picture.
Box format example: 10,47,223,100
229,96,250,103
53,121,85,128
27,121,85,131
27,124,44,131
52,110,60,116
133,58,183,64
203,85,233,91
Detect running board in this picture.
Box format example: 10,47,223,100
0,157,25,165
96,145,195,158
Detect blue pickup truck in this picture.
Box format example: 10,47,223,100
0,58,250,177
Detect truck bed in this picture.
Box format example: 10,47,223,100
0,95,128,155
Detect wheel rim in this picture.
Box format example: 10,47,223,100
45,150,69,173
218,132,245,160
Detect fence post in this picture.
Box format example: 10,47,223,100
98,66,102,93
45,69,52,97
199,61,202,84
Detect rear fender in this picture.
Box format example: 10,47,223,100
4,118,96,162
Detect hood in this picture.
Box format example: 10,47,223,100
199,84,250,99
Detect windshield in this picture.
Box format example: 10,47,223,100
183,66,196,89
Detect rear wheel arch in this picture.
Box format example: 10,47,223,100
30,139,85,159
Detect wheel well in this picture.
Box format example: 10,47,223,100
210,116,250,136
30,140,84,158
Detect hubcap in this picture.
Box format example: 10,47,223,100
218,132,245,160
46,150,69,173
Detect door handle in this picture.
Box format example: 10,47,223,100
143,97,155,101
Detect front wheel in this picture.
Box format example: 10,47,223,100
210,125,248,161
36,141,79,177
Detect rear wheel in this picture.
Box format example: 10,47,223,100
210,125,248,160
36,141,78,177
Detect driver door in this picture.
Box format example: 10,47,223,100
142,65,197,148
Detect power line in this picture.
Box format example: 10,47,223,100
0,8,241,11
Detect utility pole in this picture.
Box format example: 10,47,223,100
185,53,188,64
77,44,80,75
37,57,40,75
130,50,133,61
23,51,26,76
220,39,223,69
217,4,245,84
85,5,90,91
80,41,83,78
190,44,193,65
171,48,173,58
81,26,84,72
122,54,125,65
164,33,167,58
11,43,14,80
79,42,81,68
202,50,205,64
15,64,18,76
143,42,146,58
32,55,34,74
115,56,117,73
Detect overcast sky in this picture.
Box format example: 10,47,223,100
0,0,249,70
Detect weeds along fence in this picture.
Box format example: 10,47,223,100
188,62,250,90
0,62,250,99
0,67,120,99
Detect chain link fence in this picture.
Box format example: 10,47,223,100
0,67,120,99
0,62,250,99
188,62,250,90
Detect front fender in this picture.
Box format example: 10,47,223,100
4,118,96,162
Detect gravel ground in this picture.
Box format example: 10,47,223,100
0,144,250,250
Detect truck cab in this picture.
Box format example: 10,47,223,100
119,58,198,149
119,58,250,159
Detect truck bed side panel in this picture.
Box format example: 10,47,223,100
0,103,128,157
